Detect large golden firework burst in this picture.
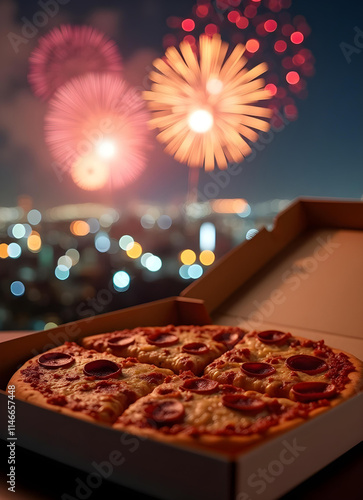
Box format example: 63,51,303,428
144,35,273,170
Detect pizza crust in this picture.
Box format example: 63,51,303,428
8,342,173,425
113,404,333,458
8,368,101,425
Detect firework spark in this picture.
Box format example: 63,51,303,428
29,25,122,101
144,34,272,170
45,73,150,189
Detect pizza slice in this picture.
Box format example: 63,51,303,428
113,371,331,454
82,324,245,375
9,342,173,425
204,330,363,400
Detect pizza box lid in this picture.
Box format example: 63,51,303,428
181,197,363,359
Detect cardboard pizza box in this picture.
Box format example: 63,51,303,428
181,197,363,499
1,198,362,500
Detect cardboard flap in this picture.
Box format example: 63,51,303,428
181,199,363,343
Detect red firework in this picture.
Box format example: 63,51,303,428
45,73,150,190
28,25,122,101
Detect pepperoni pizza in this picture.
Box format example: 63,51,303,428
204,330,361,403
9,342,173,424
8,326,362,453
82,324,245,375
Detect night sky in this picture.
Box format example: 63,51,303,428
0,0,362,209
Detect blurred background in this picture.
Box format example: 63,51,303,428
0,0,362,330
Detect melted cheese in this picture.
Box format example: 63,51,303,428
83,326,242,375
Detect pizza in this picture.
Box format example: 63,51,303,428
8,326,363,454
113,371,329,453
82,324,245,375
204,330,362,403
8,342,173,424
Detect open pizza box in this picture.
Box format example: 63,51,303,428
1,198,363,500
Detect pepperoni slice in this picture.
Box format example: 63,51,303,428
182,342,210,355
257,330,289,345
286,355,327,374
157,387,180,398
291,382,336,402
182,378,219,394
241,362,276,378
83,359,121,379
222,394,267,413
146,399,185,424
38,352,74,369
107,334,135,349
147,332,179,347
212,331,240,347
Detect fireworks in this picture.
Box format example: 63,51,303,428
164,0,315,123
45,73,150,189
144,34,272,170
70,155,110,191
28,25,122,101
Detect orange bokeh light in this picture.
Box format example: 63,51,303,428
180,249,196,265
212,198,248,214
0,243,8,259
126,242,142,259
70,220,90,236
27,231,42,253
200,250,215,266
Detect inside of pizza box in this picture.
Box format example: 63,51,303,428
182,199,363,359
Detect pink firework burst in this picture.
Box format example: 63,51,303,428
28,25,122,101
45,73,151,190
